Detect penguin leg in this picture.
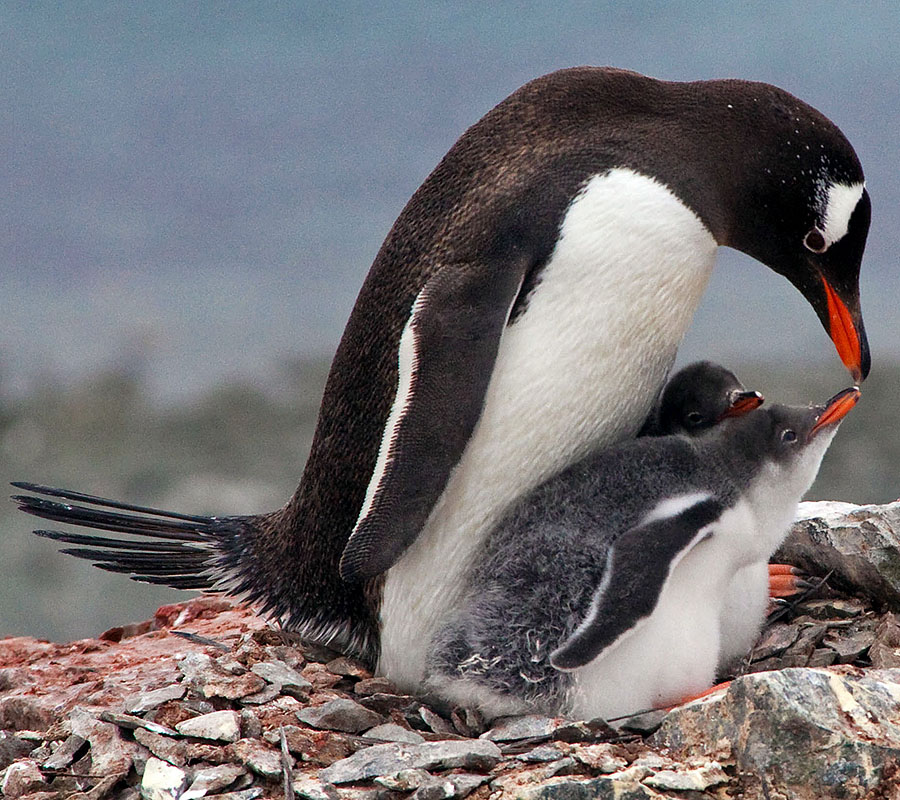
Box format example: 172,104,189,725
341,261,529,581
767,563,812,599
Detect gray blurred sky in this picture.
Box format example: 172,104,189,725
2,2,899,401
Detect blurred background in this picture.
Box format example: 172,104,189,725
2,2,898,641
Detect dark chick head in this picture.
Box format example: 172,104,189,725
651,361,763,437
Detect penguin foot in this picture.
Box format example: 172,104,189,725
768,564,811,599
663,680,732,710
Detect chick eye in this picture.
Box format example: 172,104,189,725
781,429,797,443
686,411,704,426
803,227,827,253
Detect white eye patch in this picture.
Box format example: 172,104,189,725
819,181,865,249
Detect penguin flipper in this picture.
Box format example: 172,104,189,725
550,494,723,670
340,263,528,582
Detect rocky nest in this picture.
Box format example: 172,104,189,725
3,500,900,800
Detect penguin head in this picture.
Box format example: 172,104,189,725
737,385,860,496
711,83,871,382
655,361,764,436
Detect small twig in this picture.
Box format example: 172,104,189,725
170,629,230,651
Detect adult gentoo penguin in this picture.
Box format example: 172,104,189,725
425,386,860,720
15,68,870,675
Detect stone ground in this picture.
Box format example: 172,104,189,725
3,500,900,799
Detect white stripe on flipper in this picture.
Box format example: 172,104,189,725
640,491,713,527
821,181,865,247
352,286,427,533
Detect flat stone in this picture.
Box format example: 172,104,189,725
1,759,46,798
250,659,313,695
238,684,282,706
140,756,186,800
643,761,730,791
517,744,567,763
325,657,371,679
570,743,629,773
362,723,425,744
133,728,188,768
797,598,867,619
778,501,900,608
293,773,340,800
265,725,353,766
69,707,135,775
374,768,434,790
356,693,418,716
227,739,285,779
653,667,900,799
181,763,246,799
750,622,802,661
417,706,456,736
199,790,262,800
178,652,266,701
823,624,876,663
297,699,383,734
320,739,502,785
124,685,187,715
175,710,241,743
0,732,34,772
481,715,567,742
869,614,900,668
353,678,395,697
41,734,87,771
616,709,668,736
99,710,177,737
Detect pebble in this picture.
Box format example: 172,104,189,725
297,698,383,733
293,773,340,800
320,739,502,785
176,710,242,743
140,756,187,800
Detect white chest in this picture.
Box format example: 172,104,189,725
379,168,718,689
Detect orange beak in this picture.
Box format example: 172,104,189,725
719,390,764,420
822,277,864,382
809,386,861,438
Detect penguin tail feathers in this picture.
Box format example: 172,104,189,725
11,481,243,592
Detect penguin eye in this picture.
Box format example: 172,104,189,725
803,227,827,254
685,411,704,427
781,429,797,443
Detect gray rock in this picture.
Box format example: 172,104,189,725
642,761,729,791
569,743,628,773
181,763,246,799
374,768,434,790
417,706,456,736
176,710,242,743
41,733,87,770
140,756,187,800
133,728,188,768
492,772,656,799
353,677,396,697
238,683,282,706
125,684,187,715
653,667,900,799
517,744,567,763
0,732,34,772
481,715,568,742
178,652,266,700
320,739,502,785
69,706,135,775
869,614,900,668
297,698,383,733
228,738,285,779
362,723,426,744
293,773,340,800
615,709,668,736
99,710,178,736
251,659,313,695
1,758,46,798
201,790,263,800
778,501,900,607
